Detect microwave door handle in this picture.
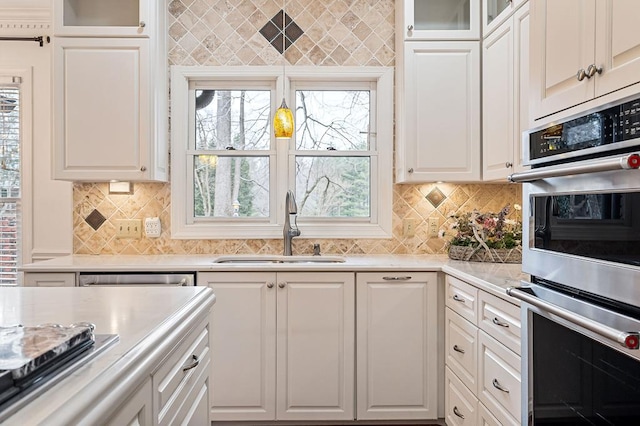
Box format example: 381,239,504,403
507,287,640,350
508,153,640,183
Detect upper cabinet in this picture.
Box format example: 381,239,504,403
482,2,530,181
482,0,527,37
530,0,640,122
404,0,480,40
52,0,167,181
396,1,481,183
54,0,152,37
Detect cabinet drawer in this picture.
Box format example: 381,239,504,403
478,331,521,426
445,367,478,426
445,308,478,393
478,401,502,426
153,319,209,425
478,292,521,354
446,275,479,324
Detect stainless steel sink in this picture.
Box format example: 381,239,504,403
213,255,346,264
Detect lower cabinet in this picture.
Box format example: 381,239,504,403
444,274,521,425
23,272,76,287
356,272,439,420
106,311,211,426
200,271,355,422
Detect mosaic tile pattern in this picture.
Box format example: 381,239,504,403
72,0,522,255
167,0,395,66
260,9,304,54
73,182,521,255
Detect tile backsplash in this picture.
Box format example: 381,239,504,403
72,0,522,255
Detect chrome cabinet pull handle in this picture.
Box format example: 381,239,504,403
278,282,286,288
182,355,199,372
452,294,465,303
453,344,465,354
267,282,274,289
492,378,510,393
382,276,412,281
586,64,602,78
453,406,465,419
576,68,586,81
492,317,510,327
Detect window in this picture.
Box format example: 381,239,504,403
171,66,393,239
0,80,21,284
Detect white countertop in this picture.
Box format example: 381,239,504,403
1,286,215,425
21,254,528,303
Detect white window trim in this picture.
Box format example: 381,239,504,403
170,66,393,240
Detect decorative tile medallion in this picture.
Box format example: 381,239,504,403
85,209,106,231
260,9,304,53
426,187,446,208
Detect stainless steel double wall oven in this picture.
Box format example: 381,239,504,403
509,94,640,425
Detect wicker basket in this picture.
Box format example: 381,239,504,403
448,245,522,263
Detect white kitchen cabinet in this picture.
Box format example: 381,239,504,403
23,272,76,287
444,273,521,426
400,0,480,40
52,0,167,181
356,272,438,420
530,0,640,121
396,41,481,182
482,0,527,38
445,366,477,426
54,0,152,37
106,379,152,426
201,271,355,422
482,2,530,181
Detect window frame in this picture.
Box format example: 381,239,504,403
170,66,393,240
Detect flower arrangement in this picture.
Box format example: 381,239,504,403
446,204,522,263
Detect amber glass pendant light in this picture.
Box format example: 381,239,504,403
273,0,294,139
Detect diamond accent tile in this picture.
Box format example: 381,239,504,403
426,187,446,208
260,9,304,54
85,209,106,231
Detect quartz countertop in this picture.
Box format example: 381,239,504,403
0,286,215,425
21,254,528,304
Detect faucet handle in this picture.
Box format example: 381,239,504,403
313,244,321,256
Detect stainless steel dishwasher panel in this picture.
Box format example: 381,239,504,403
78,273,195,287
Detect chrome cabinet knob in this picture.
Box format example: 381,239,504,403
278,282,286,288
139,21,146,28
267,282,274,289
576,68,586,81
140,166,147,172
586,64,603,78
407,24,414,31
505,161,513,168
408,168,414,173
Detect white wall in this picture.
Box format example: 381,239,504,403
0,3,73,264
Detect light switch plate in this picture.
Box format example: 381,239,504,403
116,219,142,239
145,217,161,238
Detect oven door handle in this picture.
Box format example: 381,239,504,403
507,286,640,350
508,153,640,183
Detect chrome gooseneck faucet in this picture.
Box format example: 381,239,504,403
283,190,301,256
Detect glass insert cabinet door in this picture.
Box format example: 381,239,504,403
403,0,480,40
54,0,151,37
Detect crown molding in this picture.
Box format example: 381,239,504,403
0,8,51,31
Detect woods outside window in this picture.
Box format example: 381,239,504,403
171,66,393,239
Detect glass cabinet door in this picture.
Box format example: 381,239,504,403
483,0,526,38
54,0,151,37
404,0,480,40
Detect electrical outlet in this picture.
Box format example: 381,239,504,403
403,218,417,237
116,219,142,238
145,217,161,238
428,217,439,237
